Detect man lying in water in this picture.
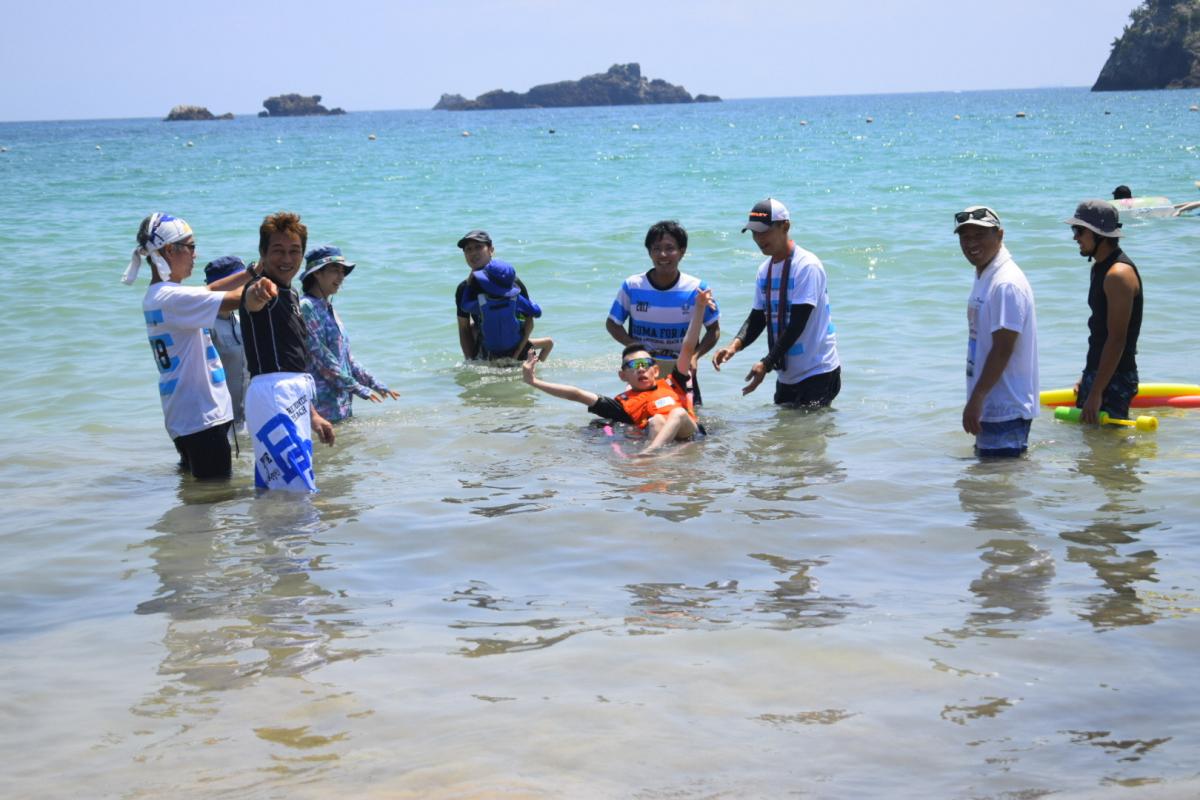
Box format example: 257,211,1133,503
522,289,716,456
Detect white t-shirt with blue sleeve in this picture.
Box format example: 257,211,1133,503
143,282,233,439
751,246,840,385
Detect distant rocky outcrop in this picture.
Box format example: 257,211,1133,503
257,94,347,118
433,63,721,110
165,105,234,121
1092,0,1200,90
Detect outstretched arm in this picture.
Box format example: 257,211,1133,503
243,276,277,313
208,267,256,314
712,308,764,371
676,288,715,371
522,350,599,407
740,303,814,394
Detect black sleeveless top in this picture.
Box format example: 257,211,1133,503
240,278,308,376
1085,248,1142,373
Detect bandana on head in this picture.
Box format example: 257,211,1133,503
122,212,194,285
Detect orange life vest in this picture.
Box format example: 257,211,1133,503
616,373,696,429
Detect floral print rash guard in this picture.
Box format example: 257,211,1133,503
300,295,388,422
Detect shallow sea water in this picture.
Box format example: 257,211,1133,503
1,88,1199,798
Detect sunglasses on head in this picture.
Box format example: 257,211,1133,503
954,208,996,224
622,357,655,371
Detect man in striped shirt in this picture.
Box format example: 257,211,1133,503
606,220,720,403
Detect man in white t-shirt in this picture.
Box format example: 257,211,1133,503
712,198,841,407
124,213,252,478
955,205,1039,457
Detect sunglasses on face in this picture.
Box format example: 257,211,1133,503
623,357,655,371
173,241,196,252
954,208,996,224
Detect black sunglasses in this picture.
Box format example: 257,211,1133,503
954,208,996,224
173,241,196,252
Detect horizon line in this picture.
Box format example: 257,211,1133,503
0,85,1116,125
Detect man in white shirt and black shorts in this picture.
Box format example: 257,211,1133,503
712,198,841,407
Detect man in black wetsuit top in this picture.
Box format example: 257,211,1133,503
1064,200,1143,423
241,211,335,491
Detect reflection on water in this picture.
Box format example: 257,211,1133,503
940,696,1016,725
1064,430,1161,630
624,581,740,631
445,454,554,518
729,409,845,521
446,580,600,657
603,451,733,522
436,399,848,524
955,458,1035,533
748,553,862,630
442,552,863,656
946,461,1055,642
454,364,537,408
133,488,373,717
623,555,861,634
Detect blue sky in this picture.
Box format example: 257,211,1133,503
0,0,1143,122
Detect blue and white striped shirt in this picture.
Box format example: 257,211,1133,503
608,270,719,360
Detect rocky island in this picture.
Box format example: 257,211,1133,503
433,63,721,110
257,94,347,118
165,105,234,121
1092,0,1200,90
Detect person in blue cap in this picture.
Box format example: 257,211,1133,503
204,255,251,432
456,230,553,361
299,245,400,424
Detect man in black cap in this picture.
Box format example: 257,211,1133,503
1064,200,1143,423
1112,185,1132,200
454,229,535,360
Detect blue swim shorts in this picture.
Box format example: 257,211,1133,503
976,417,1032,458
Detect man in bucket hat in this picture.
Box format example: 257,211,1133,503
955,206,1038,457
1064,199,1143,423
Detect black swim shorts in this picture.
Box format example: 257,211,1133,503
774,367,841,408
174,422,233,480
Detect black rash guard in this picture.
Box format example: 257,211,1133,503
734,304,814,372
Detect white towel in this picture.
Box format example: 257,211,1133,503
246,372,318,492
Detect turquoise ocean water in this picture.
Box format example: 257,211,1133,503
1,88,1199,797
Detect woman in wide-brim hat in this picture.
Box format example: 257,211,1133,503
299,245,400,423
